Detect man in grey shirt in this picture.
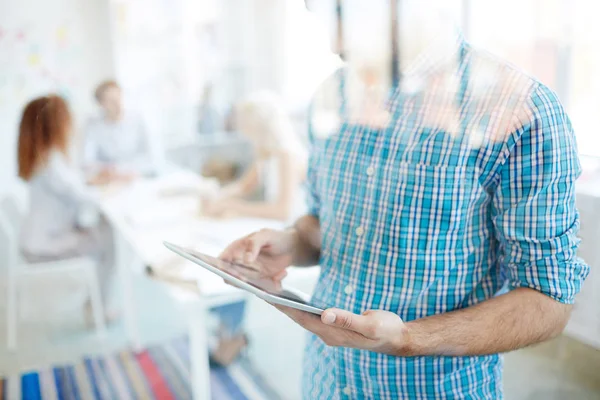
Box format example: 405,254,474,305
84,80,156,182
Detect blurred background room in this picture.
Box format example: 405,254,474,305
0,0,598,399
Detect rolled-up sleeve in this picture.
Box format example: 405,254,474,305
492,84,590,304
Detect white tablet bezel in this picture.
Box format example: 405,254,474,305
163,241,325,315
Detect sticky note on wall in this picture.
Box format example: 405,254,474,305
27,53,41,66
57,26,68,46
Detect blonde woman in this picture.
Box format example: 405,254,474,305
204,92,307,222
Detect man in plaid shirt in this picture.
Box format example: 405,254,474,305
220,1,589,398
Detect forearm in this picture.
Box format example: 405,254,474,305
220,182,248,199
83,161,109,179
402,288,572,357
220,164,258,198
227,200,291,221
119,156,156,175
289,215,322,267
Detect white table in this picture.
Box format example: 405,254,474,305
98,170,285,399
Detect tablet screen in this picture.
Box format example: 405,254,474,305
187,249,311,305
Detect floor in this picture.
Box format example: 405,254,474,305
0,271,599,399
504,336,600,399
0,271,190,375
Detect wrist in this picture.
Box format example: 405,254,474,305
395,321,424,357
284,226,302,260
286,223,320,267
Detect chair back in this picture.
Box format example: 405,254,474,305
0,194,24,271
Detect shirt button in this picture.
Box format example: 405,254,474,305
342,386,352,396
366,166,375,176
355,226,364,237
344,285,354,295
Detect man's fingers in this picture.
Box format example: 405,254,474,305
219,238,246,262
321,308,377,337
219,234,258,264
273,270,288,281
240,230,272,264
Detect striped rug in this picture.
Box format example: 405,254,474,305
0,337,279,400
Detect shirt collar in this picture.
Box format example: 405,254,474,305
401,29,467,89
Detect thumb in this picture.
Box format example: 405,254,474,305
321,308,375,336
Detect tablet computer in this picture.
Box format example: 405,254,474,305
163,241,325,315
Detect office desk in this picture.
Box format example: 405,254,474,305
98,170,284,399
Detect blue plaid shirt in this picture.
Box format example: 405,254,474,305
302,37,589,399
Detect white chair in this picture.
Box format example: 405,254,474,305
0,194,106,351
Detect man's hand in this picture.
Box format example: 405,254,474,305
88,166,136,186
275,305,409,356
219,229,298,281
87,167,114,186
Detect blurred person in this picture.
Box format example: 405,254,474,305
84,80,155,184
218,0,589,399
18,95,117,322
203,92,307,222
202,92,307,365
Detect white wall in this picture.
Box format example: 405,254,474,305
282,0,342,110
216,0,286,100
0,0,300,193
109,0,208,150
0,0,113,192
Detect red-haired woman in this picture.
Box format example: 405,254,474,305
17,95,116,321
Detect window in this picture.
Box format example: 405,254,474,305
465,0,600,156
282,0,341,110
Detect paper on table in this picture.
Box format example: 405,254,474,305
126,197,199,227
149,242,237,296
